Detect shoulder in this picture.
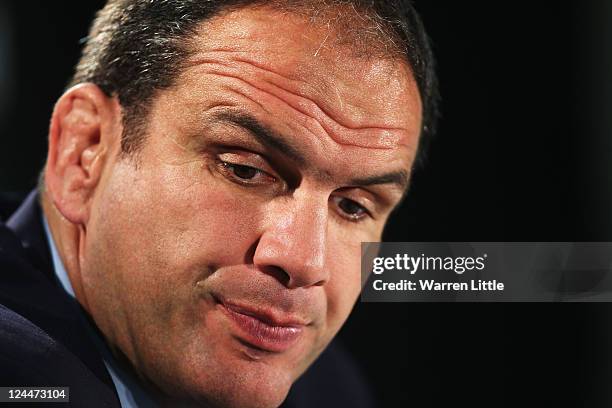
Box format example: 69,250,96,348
0,303,61,384
0,304,120,407
0,221,121,407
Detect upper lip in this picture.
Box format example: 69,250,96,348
214,295,310,328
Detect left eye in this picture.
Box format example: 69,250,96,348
222,162,260,180
332,196,370,221
218,161,277,187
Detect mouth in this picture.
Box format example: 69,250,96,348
214,295,306,353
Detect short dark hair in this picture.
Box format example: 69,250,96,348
69,0,439,165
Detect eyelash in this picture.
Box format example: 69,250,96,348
217,160,276,186
217,159,372,222
331,195,371,222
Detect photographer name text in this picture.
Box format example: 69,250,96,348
372,279,504,292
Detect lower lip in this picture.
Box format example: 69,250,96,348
219,303,304,353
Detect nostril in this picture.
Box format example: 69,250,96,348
259,265,291,287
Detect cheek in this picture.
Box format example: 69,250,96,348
99,160,263,271
83,160,265,329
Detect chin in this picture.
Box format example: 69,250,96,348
197,388,289,408
175,375,292,408
151,351,296,408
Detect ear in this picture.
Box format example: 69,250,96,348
45,83,121,225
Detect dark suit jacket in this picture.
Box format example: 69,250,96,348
0,192,374,407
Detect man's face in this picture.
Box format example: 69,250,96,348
80,6,421,408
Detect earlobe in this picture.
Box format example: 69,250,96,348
44,83,119,225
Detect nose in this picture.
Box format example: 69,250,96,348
253,191,330,289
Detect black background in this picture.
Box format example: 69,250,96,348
1,1,611,407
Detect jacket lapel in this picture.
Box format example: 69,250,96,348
3,191,119,400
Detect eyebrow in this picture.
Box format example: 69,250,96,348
348,171,410,191
210,109,411,192
213,110,306,165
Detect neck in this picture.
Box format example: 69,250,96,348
41,192,91,313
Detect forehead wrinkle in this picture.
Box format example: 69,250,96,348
186,61,330,147
188,50,299,88
187,52,411,151
192,49,411,134
250,72,410,150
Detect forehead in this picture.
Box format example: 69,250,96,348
186,5,423,150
